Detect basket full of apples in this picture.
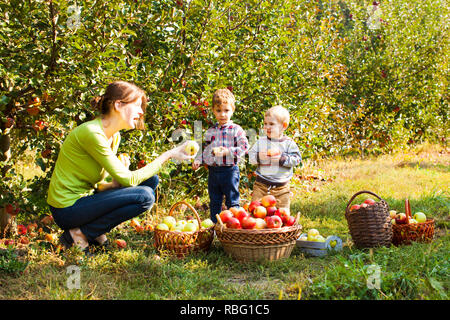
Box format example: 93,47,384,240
153,201,215,258
390,199,435,245
214,195,302,263
345,190,392,248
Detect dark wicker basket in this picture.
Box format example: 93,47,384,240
214,213,302,262
345,191,392,248
153,201,215,258
392,199,435,245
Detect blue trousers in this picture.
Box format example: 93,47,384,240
208,166,240,223
49,175,159,241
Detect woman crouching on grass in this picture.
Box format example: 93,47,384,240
47,81,193,254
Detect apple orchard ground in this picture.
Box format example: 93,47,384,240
0,144,449,300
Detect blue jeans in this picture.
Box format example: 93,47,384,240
208,166,240,223
49,175,159,242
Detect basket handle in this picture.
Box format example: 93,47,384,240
216,214,225,232
345,190,384,215
405,198,411,224
168,200,202,226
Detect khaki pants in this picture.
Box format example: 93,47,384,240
251,180,291,212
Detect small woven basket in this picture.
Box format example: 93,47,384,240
153,201,215,258
392,199,435,245
214,213,302,262
345,190,392,248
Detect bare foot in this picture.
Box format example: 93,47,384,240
95,234,107,245
69,228,89,249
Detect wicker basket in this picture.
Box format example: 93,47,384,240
214,213,302,262
345,190,392,248
153,201,215,258
392,199,435,245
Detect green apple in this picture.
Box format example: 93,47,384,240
316,235,326,242
163,216,177,229
183,222,198,232
176,219,187,227
307,234,318,241
413,212,427,223
156,223,169,231
307,229,320,238
329,240,337,248
408,218,418,224
201,218,215,229
185,140,200,156
173,224,185,232
299,236,308,241
389,210,397,219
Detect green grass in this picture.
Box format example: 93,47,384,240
0,144,448,300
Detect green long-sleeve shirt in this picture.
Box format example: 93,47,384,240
47,117,162,208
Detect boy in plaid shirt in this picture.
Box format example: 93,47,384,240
193,89,249,222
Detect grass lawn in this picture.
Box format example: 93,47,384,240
1,143,448,300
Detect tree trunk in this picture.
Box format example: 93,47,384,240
0,207,17,238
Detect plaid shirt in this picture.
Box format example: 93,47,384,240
195,121,249,166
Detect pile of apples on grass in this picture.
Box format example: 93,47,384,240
219,195,296,229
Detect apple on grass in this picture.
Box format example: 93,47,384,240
115,239,127,249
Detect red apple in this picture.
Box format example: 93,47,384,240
219,210,234,224
241,217,256,229
395,213,407,225
350,204,361,211
363,198,376,206
284,216,296,226
226,217,241,229
253,206,267,219
275,208,289,222
235,210,249,223
261,195,277,208
266,206,278,216
266,215,283,228
248,200,262,213
17,224,27,235
115,239,127,249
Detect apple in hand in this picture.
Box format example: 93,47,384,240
253,206,267,219
266,215,283,228
241,217,257,229
261,195,277,208
413,212,427,223
185,140,200,156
